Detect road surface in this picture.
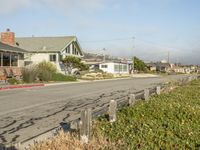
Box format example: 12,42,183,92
0,75,190,145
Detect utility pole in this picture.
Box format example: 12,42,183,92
103,48,106,62
132,37,135,74
167,51,170,63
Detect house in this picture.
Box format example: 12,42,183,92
82,59,103,71
146,63,157,71
99,61,129,74
16,36,83,73
1,29,84,73
155,62,171,73
0,29,27,79
173,66,185,74
184,67,191,74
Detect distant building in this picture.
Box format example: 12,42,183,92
173,66,185,74
99,61,130,74
146,63,156,71
146,61,171,73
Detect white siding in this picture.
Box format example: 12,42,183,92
99,62,129,74
24,53,61,71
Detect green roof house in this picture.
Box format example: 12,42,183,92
15,36,83,72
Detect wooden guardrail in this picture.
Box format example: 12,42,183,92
69,75,199,144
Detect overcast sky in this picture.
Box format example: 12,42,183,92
0,0,200,64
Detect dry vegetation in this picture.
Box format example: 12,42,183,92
28,130,118,150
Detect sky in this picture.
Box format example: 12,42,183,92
0,0,200,64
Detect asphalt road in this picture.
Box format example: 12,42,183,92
0,75,190,145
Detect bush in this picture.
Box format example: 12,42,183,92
7,78,21,85
37,61,57,82
22,65,38,83
52,73,77,81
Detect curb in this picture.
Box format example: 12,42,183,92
0,84,45,91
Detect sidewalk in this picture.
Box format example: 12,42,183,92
0,74,160,90
0,83,45,91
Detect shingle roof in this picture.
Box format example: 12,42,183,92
0,42,27,53
15,36,76,52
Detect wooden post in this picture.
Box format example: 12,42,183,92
144,89,149,101
188,76,192,82
109,100,117,122
80,108,91,143
156,86,161,95
129,94,136,106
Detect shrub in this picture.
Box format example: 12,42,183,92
37,61,57,82
22,65,38,83
52,73,77,81
7,78,21,85
102,73,114,79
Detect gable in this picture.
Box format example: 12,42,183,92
60,40,83,56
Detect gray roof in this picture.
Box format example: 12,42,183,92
156,62,170,68
0,42,27,53
15,36,76,52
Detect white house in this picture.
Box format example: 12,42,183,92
99,61,129,74
15,36,83,73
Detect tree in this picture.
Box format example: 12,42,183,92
62,56,88,75
133,56,148,72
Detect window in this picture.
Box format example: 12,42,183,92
72,44,79,55
114,64,127,72
3,53,10,66
0,53,2,66
72,44,75,54
101,65,108,68
65,46,70,54
11,54,18,66
49,54,56,62
114,64,119,72
122,64,128,72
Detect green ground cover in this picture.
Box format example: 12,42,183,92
95,80,200,149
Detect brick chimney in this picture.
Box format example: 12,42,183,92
1,28,15,46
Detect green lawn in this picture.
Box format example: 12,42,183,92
95,80,200,149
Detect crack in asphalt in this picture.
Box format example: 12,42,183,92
0,120,17,129
0,88,130,144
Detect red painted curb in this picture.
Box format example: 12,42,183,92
0,84,45,91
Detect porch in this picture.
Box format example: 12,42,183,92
0,51,24,80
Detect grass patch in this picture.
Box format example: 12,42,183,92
52,73,77,81
95,79,200,149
